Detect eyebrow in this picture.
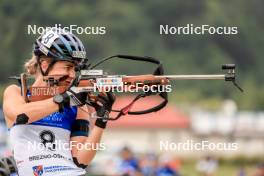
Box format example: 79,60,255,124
65,63,75,66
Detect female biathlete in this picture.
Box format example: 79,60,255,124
3,28,115,176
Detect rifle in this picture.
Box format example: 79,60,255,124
12,55,243,120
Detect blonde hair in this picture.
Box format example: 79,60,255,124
24,54,39,75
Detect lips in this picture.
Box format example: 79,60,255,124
57,76,73,86
65,80,72,84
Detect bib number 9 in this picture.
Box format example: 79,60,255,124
39,130,56,151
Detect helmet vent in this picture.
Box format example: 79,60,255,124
70,45,76,51
72,36,78,42
63,34,71,41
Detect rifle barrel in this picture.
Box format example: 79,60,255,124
157,74,226,80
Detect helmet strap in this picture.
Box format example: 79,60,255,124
37,57,56,76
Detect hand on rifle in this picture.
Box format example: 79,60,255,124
53,88,88,112
90,92,116,129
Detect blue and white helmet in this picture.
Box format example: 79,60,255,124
33,28,86,75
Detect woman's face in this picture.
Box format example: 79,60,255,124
40,58,77,85
50,61,77,85
50,61,76,76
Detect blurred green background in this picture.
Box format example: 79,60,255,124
0,1,264,175
0,0,263,110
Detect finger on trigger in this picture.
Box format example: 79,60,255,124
96,97,105,107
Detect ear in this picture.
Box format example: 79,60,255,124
40,60,49,73
39,58,51,73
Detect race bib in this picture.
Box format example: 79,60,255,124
41,30,59,48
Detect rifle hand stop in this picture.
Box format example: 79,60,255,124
222,64,243,92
